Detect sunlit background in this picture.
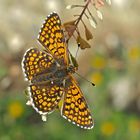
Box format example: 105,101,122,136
0,0,140,140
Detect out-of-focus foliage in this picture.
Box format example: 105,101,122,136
0,0,140,140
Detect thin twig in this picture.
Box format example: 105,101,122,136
67,0,91,42
81,19,86,27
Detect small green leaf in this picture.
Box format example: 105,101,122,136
70,53,79,68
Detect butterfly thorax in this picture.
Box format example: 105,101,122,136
54,65,76,78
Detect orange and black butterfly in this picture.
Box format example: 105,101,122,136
21,12,94,129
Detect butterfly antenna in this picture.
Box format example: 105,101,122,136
75,43,80,59
75,72,95,86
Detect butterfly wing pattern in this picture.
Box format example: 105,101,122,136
62,76,93,129
22,48,55,81
38,12,68,65
22,47,64,116
28,83,64,115
21,12,94,129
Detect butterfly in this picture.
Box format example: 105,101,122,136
21,12,94,129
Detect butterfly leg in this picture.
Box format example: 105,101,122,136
26,100,32,106
55,79,66,111
25,91,48,121
63,79,66,87
41,114,47,121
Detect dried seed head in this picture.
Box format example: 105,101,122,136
66,5,78,9
63,24,76,37
97,10,103,20
63,20,76,26
84,26,93,40
77,36,91,49
89,18,97,29
106,0,111,5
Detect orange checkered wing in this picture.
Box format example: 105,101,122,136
61,76,94,129
38,12,68,65
21,48,55,81
28,83,64,115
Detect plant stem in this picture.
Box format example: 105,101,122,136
75,0,91,27
67,0,91,42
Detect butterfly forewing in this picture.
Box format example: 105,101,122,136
22,48,55,81
62,76,94,129
38,12,68,65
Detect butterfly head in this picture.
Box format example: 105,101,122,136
67,65,77,74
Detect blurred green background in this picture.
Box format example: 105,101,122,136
0,0,140,140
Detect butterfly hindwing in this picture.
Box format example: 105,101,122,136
61,76,94,129
38,12,68,65
28,83,64,115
